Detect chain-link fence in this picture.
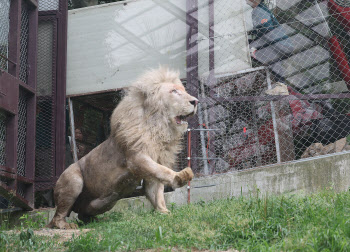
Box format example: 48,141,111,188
38,0,59,11
0,110,8,210
0,0,10,72
64,0,350,179
19,0,29,84
35,19,55,185
17,90,29,177
186,0,350,176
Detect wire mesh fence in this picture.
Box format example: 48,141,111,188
35,19,55,183
0,110,8,210
0,0,10,72
19,0,30,84
187,0,350,176
64,0,350,179
17,89,29,177
2,0,349,209
38,0,59,11
0,111,6,167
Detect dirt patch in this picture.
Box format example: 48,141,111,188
35,228,91,243
6,228,91,243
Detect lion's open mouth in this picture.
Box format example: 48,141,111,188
175,113,193,125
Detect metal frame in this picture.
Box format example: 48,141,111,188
0,0,38,210
35,16,57,185
186,0,199,173
0,0,68,209
35,0,68,191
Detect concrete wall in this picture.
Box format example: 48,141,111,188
2,151,350,226
112,151,350,211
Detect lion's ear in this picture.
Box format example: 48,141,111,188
129,86,147,100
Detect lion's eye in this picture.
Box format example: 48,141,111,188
171,89,178,94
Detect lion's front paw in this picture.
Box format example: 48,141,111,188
157,208,171,214
46,218,79,229
173,167,194,188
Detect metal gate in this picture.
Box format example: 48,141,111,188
35,0,67,194
0,0,67,210
0,0,38,210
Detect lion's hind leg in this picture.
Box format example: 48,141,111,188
47,164,83,229
78,213,98,224
144,179,169,214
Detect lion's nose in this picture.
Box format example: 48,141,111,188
190,100,198,106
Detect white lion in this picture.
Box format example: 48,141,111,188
48,67,198,229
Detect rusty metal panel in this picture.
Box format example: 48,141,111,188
0,71,19,115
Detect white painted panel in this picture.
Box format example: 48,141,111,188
67,0,250,96
213,0,251,75
67,0,187,96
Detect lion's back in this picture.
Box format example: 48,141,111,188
78,138,129,196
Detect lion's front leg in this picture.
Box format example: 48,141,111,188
144,179,169,213
128,154,194,189
174,167,194,187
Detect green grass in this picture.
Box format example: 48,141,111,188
2,189,350,251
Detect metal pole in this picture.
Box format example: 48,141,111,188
68,98,78,163
266,69,281,163
187,129,192,204
197,103,210,175
190,128,220,131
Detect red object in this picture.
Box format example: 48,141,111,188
328,35,350,88
287,87,323,132
243,127,248,140
327,0,350,89
328,0,350,32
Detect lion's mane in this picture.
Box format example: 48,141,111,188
110,67,185,167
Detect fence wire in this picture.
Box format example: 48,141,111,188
19,0,30,84
0,0,10,72
17,89,29,177
66,0,350,179
38,0,59,11
0,109,8,210
0,111,6,167
187,0,350,176
35,20,55,183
